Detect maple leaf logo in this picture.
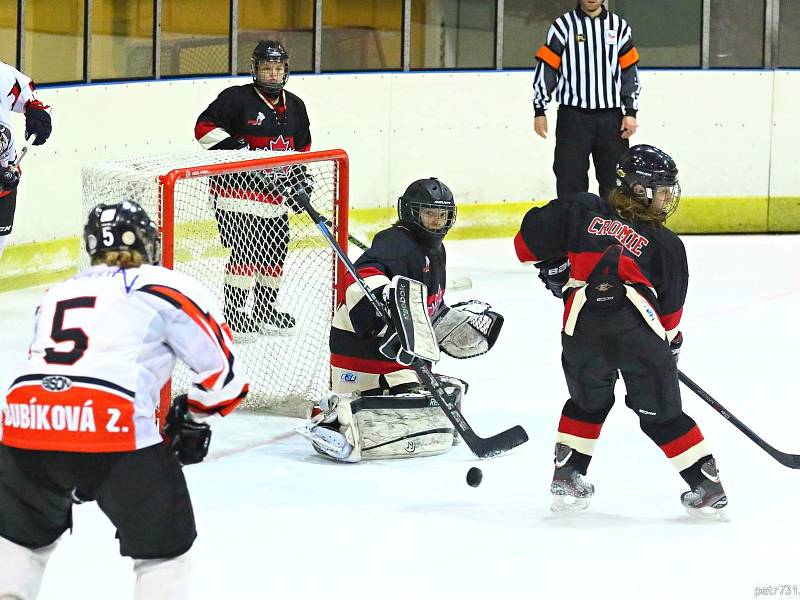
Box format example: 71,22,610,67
269,135,294,151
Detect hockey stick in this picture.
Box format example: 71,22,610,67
298,195,529,459
13,133,36,167
678,370,800,469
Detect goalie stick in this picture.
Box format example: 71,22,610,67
298,194,529,459
679,370,800,469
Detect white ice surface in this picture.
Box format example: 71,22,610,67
2,236,800,600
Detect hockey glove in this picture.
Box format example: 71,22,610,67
535,256,570,298
284,165,314,213
379,330,416,366
0,166,20,190
163,394,212,465
210,136,249,151
670,331,683,366
24,100,52,145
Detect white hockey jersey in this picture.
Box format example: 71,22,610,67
2,264,249,452
0,61,38,167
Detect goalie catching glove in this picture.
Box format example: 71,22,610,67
432,300,504,359
379,275,440,365
163,394,212,465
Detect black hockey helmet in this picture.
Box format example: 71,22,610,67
83,200,161,265
251,40,289,97
615,144,681,218
398,177,457,241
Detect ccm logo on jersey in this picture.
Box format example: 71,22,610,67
586,217,650,257
41,375,73,392
341,372,357,382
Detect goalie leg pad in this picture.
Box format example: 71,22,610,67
348,393,454,459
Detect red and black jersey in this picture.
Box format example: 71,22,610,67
330,225,447,377
514,192,687,338
195,84,311,152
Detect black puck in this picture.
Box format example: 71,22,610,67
466,466,483,487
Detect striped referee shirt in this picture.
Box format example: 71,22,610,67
533,4,641,116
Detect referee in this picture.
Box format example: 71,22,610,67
533,0,641,201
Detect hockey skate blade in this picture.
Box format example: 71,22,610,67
683,505,730,522
550,495,591,513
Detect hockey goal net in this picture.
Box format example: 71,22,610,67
81,149,349,419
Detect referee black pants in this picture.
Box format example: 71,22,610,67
554,106,629,201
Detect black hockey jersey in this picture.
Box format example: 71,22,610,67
514,192,687,339
330,224,447,382
194,84,311,152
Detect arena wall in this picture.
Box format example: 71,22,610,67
0,69,797,290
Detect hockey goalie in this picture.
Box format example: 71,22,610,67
296,178,503,462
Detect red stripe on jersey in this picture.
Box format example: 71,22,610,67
660,307,682,331
140,285,234,374
514,232,539,263
331,353,411,375
188,383,249,417
8,81,21,108
558,415,604,439
568,250,654,289
660,425,704,458
195,120,221,140
343,266,386,290
562,288,577,329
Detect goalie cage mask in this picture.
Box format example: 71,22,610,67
84,200,161,265
397,177,457,241
615,144,681,219
251,40,290,97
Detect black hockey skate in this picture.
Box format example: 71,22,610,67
224,307,259,343
550,443,595,512
681,458,729,520
256,304,296,334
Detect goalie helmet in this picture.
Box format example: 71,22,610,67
83,200,161,265
615,145,681,218
397,177,457,242
251,40,289,97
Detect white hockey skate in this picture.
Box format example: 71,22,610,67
296,393,353,461
550,443,595,513
681,458,729,521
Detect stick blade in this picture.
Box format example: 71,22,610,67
464,425,529,459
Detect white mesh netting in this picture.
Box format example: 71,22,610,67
81,149,347,418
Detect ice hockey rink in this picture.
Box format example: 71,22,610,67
2,235,799,600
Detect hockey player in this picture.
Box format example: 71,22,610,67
0,200,249,599
299,178,503,462
0,61,52,260
195,40,311,339
514,144,728,517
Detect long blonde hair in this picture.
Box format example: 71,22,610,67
91,250,145,269
607,189,665,226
